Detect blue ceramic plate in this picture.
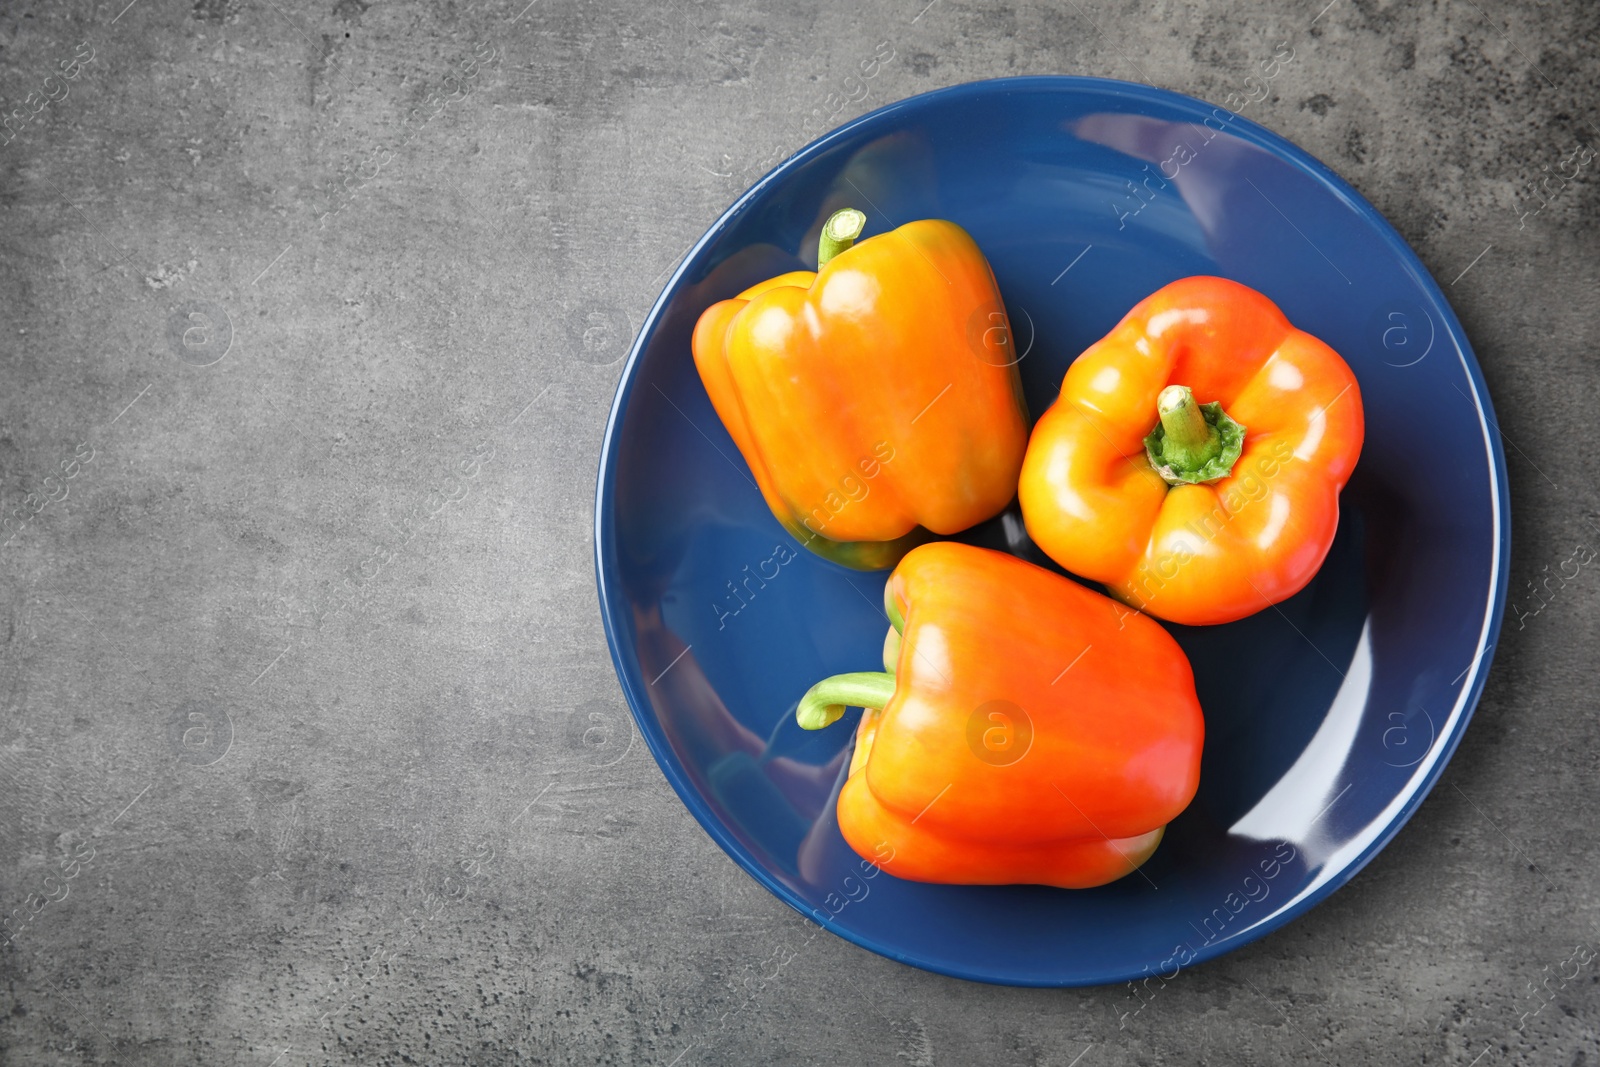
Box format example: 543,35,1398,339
594,77,1508,987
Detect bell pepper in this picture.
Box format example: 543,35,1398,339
795,542,1203,889
1018,276,1364,626
692,208,1029,570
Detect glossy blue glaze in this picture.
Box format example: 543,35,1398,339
594,77,1509,987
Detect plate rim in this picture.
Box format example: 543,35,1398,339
592,73,1512,987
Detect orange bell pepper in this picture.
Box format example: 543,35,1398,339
1018,276,1364,626
691,208,1029,570
795,542,1204,889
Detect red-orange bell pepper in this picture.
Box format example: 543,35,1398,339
1018,276,1364,625
795,542,1204,889
692,208,1029,570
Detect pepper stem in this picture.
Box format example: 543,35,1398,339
796,671,896,731
817,208,867,269
1143,384,1247,486
1157,387,1219,465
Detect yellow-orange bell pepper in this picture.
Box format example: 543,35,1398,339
795,542,1204,889
1019,276,1364,626
692,209,1029,570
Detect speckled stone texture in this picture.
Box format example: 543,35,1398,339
0,0,1595,1063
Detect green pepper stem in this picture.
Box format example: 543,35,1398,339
1156,386,1221,467
1144,384,1247,486
817,208,867,269
796,671,896,730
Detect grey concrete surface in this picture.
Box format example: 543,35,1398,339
0,0,1595,1063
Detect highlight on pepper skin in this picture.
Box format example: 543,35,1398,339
795,542,1204,890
